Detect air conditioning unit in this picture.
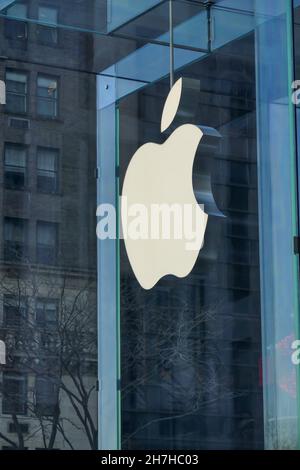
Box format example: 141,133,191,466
8,422,29,434
8,117,30,130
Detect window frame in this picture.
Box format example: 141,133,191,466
36,73,59,119
35,298,58,329
3,294,28,329
36,220,58,265
5,69,28,115
4,216,28,263
37,146,59,194
4,142,28,190
2,372,27,416
36,4,59,45
4,2,28,41
35,375,59,416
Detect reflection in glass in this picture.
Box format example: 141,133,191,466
0,1,98,449
5,70,27,114
119,26,264,449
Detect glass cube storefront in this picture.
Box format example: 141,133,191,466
0,0,300,450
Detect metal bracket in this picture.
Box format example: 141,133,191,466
117,379,121,391
207,3,215,52
294,236,300,254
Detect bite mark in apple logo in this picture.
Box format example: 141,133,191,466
121,77,208,290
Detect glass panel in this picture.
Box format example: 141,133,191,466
212,2,255,50
37,75,58,117
38,6,58,25
37,221,56,246
6,70,27,113
37,6,58,44
97,101,120,450
4,217,27,262
37,148,56,171
255,0,300,449
36,26,58,44
2,373,27,415
4,217,26,242
37,76,57,97
36,299,58,329
6,71,26,84
37,147,57,192
113,0,208,50
5,144,26,167
118,14,264,451
0,0,165,36
1,0,206,48
5,2,27,19
4,143,26,189
107,0,163,32
4,3,27,40
0,4,99,450
0,0,298,452
36,221,57,264
4,296,27,327
35,376,58,416
101,0,299,452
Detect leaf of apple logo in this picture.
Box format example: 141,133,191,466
161,77,182,132
121,77,208,290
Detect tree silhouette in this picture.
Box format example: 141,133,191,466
0,263,97,449
120,278,244,448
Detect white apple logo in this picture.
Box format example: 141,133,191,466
121,77,208,290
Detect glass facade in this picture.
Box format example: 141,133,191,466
0,0,299,451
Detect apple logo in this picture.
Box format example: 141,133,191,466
121,77,208,290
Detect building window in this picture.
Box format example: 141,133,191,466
36,299,58,329
36,221,58,265
35,376,58,416
37,6,58,44
4,217,28,262
229,161,250,185
228,187,249,212
228,237,251,264
37,147,58,193
2,372,27,415
37,75,58,118
3,295,27,328
4,143,27,189
4,3,28,40
6,70,27,114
